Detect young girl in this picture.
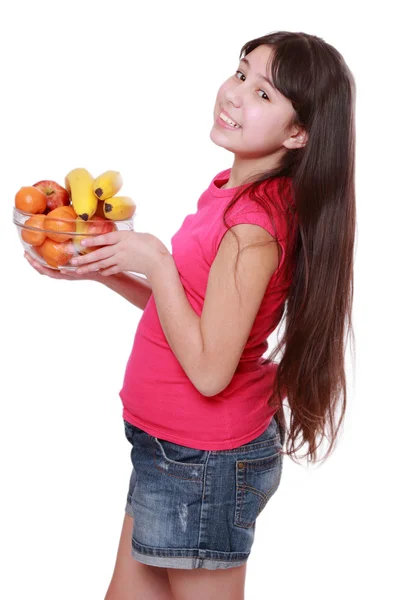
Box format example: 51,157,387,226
24,30,356,600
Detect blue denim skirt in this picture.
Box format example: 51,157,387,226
123,414,285,570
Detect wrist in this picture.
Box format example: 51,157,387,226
86,271,105,282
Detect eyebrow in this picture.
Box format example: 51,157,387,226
239,57,277,93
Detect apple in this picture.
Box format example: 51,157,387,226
73,216,117,254
33,180,70,212
81,215,117,236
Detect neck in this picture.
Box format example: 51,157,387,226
227,152,285,187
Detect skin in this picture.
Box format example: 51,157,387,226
210,44,308,187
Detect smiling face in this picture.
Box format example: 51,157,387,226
210,44,307,180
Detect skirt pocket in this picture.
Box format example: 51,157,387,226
234,447,282,529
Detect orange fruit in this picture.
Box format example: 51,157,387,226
44,206,76,242
32,244,44,259
62,204,78,218
15,186,47,214
39,238,76,268
21,214,47,246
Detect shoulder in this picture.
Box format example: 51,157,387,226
214,221,280,279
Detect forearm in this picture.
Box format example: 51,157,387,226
99,271,152,310
147,251,208,395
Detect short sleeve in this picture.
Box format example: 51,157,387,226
212,204,286,274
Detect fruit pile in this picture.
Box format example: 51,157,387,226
14,168,136,268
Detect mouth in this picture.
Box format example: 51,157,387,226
217,111,241,130
219,110,241,128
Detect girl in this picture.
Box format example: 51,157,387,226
24,30,356,600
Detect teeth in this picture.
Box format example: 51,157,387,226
220,112,240,128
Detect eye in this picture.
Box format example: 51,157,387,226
234,71,270,101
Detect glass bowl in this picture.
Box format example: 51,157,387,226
13,206,135,271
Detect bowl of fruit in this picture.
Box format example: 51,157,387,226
13,168,136,270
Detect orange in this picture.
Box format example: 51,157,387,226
15,186,47,214
62,204,78,218
44,206,76,242
39,238,76,268
21,214,47,246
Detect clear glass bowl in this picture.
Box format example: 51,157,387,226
13,206,135,271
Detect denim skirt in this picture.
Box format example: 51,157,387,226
123,414,285,570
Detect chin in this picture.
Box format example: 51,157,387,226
209,129,224,148
209,126,234,151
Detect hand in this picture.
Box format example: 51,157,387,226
69,230,169,277
23,251,105,282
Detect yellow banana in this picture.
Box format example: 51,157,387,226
103,196,136,220
65,168,98,221
93,170,123,200
73,218,89,255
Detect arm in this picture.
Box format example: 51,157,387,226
23,251,152,311
99,271,152,310
147,224,279,396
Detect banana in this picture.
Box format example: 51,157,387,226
65,168,98,221
103,196,136,220
73,218,91,255
93,170,123,200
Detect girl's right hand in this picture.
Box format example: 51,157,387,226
23,251,104,282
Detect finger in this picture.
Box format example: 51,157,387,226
81,231,120,248
75,257,115,275
24,252,61,277
24,251,39,265
59,268,80,276
70,245,113,267
24,251,80,279
97,265,120,276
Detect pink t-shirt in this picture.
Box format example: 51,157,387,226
119,168,296,450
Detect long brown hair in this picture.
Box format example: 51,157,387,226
224,31,356,465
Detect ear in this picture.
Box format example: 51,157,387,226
283,127,308,150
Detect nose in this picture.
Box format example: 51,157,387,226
224,86,242,108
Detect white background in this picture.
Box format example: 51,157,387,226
1,1,399,598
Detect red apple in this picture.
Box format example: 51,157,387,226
33,180,70,212
82,215,117,236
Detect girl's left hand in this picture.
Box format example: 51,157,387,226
70,230,169,277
